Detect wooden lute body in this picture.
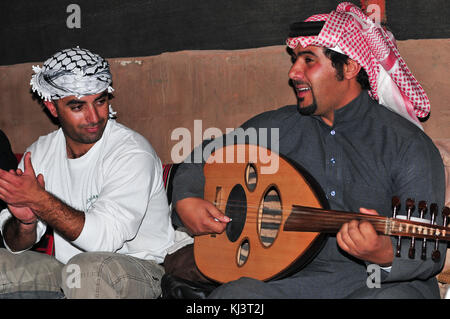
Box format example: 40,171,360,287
193,144,449,283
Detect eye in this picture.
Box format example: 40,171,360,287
71,105,82,112
304,57,314,63
96,98,107,106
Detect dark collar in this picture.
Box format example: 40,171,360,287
313,90,371,128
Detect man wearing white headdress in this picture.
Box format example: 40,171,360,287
0,47,188,298
170,3,446,298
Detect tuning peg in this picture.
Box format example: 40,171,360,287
443,206,450,227
418,201,427,219
392,196,402,257
430,203,438,224
405,199,416,259
392,196,400,218
418,201,428,260
406,198,415,219
432,247,441,262
430,203,441,262
434,206,450,261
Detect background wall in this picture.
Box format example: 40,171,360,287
0,1,449,163
1,0,449,66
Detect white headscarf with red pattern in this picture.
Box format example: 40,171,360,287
286,2,429,129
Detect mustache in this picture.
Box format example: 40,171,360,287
80,119,105,129
291,80,310,87
289,79,311,89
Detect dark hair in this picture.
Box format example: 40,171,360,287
323,48,371,90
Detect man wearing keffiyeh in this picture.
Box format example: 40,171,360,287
0,48,187,298
170,2,446,298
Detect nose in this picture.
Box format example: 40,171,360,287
288,60,306,82
85,104,100,124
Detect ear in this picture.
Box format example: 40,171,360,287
43,101,58,118
343,59,362,80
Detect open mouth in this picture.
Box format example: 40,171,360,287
295,86,311,98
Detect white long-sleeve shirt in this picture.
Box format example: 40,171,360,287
0,120,189,264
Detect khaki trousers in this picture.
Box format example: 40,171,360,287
0,248,164,299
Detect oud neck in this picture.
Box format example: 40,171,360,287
284,205,450,241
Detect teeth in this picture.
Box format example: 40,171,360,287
297,87,310,91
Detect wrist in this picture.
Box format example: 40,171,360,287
28,189,51,216
16,218,38,225
18,219,37,225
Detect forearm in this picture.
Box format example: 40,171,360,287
31,191,85,242
0,153,85,243
3,217,37,252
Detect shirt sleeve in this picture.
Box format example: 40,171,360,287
0,145,48,252
171,110,279,207
383,132,446,282
71,151,160,252
170,111,279,227
0,208,48,253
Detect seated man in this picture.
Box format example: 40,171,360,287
170,3,446,298
0,47,186,298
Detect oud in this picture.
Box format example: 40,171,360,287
193,144,449,283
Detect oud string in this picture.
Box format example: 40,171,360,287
208,199,390,227
206,199,445,238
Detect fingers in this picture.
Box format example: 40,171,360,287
205,201,231,223
0,168,18,183
337,219,377,255
337,220,360,253
338,208,379,252
0,170,15,190
359,207,378,215
176,197,231,235
198,201,228,234
37,174,45,188
23,152,36,176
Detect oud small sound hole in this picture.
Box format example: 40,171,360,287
225,184,247,243
237,238,250,267
245,163,257,192
258,186,282,247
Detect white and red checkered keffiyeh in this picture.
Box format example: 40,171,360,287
286,2,430,129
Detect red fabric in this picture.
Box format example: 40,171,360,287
15,153,23,163
286,2,430,127
162,164,173,190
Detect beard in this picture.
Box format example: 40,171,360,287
61,118,108,145
297,94,318,116
291,79,318,116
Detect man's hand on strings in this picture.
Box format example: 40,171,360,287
336,207,394,267
175,197,231,235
